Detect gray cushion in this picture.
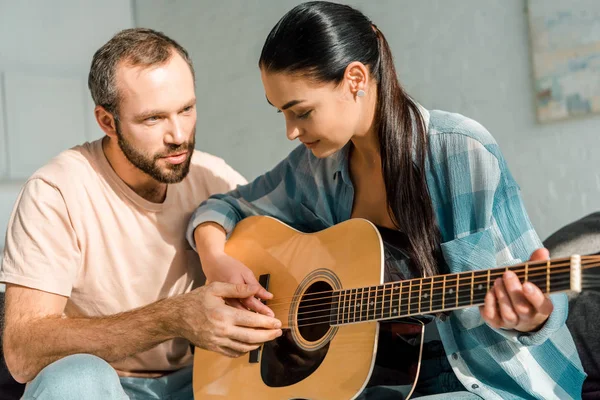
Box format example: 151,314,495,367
544,212,600,400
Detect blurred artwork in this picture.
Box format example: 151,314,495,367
528,0,600,122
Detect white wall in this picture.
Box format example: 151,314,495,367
1,0,597,255
135,0,600,241
0,0,134,256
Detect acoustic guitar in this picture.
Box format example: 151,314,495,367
192,216,600,399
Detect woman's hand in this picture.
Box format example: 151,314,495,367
480,248,554,332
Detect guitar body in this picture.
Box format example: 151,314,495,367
193,216,387,400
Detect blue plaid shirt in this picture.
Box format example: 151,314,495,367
187,108,585,399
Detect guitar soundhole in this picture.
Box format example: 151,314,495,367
260,280,333,388
298,280,332,342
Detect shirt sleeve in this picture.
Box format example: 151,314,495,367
186,148,306,251
1,178,81,297
429,123,566,346
203,157,249,195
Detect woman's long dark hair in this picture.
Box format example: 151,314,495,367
259,1,440,277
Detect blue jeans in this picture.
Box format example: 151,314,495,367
22,354,193,400
356,340,482,400
22,353,480,400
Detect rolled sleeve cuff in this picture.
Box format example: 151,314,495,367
491,293,567,346
186,202,242,252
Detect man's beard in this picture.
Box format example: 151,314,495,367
115,122,195,184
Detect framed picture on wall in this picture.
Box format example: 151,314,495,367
527,0,600,122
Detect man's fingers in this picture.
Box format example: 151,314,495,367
225,298,249,311
226,325,283,344
217,345,245,358
233,308,282,329
219,338,261,355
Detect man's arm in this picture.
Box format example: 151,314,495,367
3,282,282,384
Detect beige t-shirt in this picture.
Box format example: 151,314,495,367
0,139,246,376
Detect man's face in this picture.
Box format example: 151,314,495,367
114,52,197,183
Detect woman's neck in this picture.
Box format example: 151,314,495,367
350,83,380,170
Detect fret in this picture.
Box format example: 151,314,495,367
341,290,347,324
341,290,348,324
549,263,572,292
359,288,365,322
351,289,356,323
444,274,457,309
386,283,394,318
344,289,350,324
442,275,447,311
398,281,410,316
418,279,423,313
470,271,474,306
546,259,551,294
331,290,341,325
352,288,358,323
534,265,548,291
457,272,472,308
345,289,351,324
377,285,383,319
455,273,460,308
487,269,491,292
367,286,375,321
429,276,434,312
411,280,420,315
431,276,444,313
525,262,529,283
408,279,414,315
380,284,387,318
381,285,386,318
472,270,488,305
354,288,360,322
392,282,401,317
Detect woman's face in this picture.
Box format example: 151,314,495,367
260,69,365,158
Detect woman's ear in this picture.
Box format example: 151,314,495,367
344,61,370,98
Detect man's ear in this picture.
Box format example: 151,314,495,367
95,105,118,138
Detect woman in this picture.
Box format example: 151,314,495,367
186,2,584,399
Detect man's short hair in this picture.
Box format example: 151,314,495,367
88,28,194,118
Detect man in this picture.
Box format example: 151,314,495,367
1,28,281,399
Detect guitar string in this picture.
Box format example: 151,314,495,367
264,261,600,310
262,257,598,306
264,259,592,307
287,280,600,329
288,275,600,325
289,269,577,318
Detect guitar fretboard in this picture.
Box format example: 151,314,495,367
329,260,572,325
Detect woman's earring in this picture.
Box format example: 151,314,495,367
357,89,366,97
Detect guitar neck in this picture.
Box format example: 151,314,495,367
330,256,580,326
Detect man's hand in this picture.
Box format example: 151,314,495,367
480,248,554,333
174,282,282,358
